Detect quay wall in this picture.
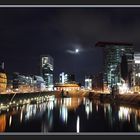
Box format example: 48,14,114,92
2,90,140,106
0,90,87,103
0,91,59,103
86,92,140,106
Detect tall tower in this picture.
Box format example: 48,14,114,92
40,55,54,90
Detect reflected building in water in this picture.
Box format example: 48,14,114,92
41,103,54,132
57,98,82,124
83,98,93,119
1,97,140,132
0,115,6,132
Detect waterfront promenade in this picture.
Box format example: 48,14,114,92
1,90,140,111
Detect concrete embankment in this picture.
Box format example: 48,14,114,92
115,94,140,105
1,91,140,106
0,90,88,104
0,91,59,104
86,92,140,106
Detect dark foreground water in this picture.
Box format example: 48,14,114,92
0,97,140,133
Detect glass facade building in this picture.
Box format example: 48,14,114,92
40,55,54,89
96,42,134,89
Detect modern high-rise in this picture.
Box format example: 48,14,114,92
40,55,54,90
95,42,134,89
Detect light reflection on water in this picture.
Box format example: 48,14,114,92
0,97,140,132
84,98,92,119
76,116,80,133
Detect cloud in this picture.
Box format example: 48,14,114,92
66,47,95,55
66,49,76,54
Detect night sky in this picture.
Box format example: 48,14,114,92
1,7,140,84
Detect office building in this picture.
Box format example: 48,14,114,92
96,42,134,90
85,75,92,90
59,72,75,84
12,73,46,92
40,55,54,90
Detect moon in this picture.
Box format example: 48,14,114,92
75,49,79,53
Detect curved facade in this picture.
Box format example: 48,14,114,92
54,83,80,91
0,73,7,93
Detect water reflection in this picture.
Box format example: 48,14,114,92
41,104,53,132
84,98,92,119
57,98,82,110
100,102,140,132
0,115,6,132
1,97,140,132
58,98,82,124
118,107,131,121
76,116,80,133
20,109,23,123
60,105,68,123
9,115,12,127
25,104,38,120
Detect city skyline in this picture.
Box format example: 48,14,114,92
1,8,140,84
1,7,140,133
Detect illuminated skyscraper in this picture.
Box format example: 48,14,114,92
40,55,54,90
96,42,134,88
